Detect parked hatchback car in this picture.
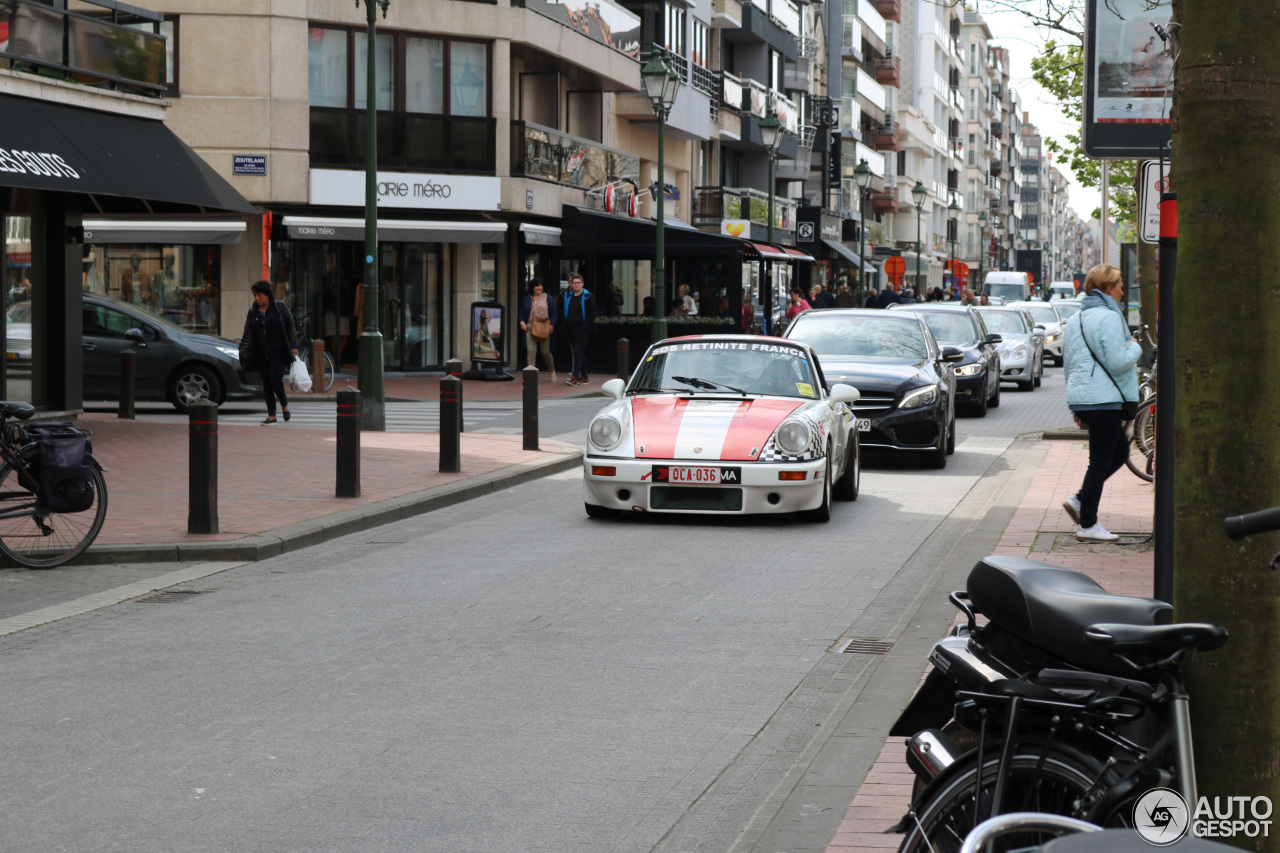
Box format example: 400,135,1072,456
7,294,262,412
887,303,1002,416
784,309,961,469
974,306,1044,391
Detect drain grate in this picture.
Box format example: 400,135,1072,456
135,590,205,604
837,637,895,655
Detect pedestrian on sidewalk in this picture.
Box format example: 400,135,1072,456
240,280,297,425
1061,263,1142,541
518,278,557,381
560,273,597,386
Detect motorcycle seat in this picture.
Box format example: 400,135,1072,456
967,556,1172,676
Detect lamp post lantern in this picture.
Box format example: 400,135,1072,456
356,0,390,431
947,195,960,297
758,111,783,333
854,158,873,306
911,180,926,296
641,51,682,344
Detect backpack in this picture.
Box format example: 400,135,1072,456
27,423,95,514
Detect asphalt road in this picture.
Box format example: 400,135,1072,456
2,370,1075,852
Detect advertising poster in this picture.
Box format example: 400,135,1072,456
1083,0,1173,157
470,302,503,363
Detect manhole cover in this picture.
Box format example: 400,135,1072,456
135,590,205,604
837,637,895,655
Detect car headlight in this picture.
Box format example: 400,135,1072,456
899,384,939,410
774,419,812,455
589,416,623,450
1045,333,1058,343
953,364,982,377
214,345,241,359
1012,345,1028,360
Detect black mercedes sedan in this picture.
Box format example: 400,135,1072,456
887,303,1002,416
784,309,962,469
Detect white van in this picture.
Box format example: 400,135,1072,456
983,271,1031,303
1048,281,1077,300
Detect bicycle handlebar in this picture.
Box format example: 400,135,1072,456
1225,506,1280,540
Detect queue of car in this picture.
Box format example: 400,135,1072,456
581,297,1076,521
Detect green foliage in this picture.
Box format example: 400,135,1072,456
1031,40,1137,226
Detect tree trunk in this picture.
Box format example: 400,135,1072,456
1172,0,1280,842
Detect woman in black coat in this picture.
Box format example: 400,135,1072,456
239,280,297,424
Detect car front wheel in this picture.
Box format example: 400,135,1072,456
834,432,860,501
802,451,833,522
171,364,223,413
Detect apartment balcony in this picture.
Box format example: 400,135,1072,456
313,108,496,172
692,185,797,233
510,121,639,187
874,56,901,88
712,0,744,27
871,0,900,22
784,54,814,90
775,124,815,180
982,94,996,116
871,186,899,213
718,107,742,140
991,121,1004,138
948,136,963,160
982,136,998,159
990,160,1003,177
872,122,900,151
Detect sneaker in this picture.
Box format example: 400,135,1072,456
261,417,277,425
1076,523,1118,542
282,409,291,422
1062,495,1081,526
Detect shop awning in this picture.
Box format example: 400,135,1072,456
282,216,507,243
748,242,789,259
822,238,862,266
0,93,257,213
83,219,247,245
559,206,747,255
519,223,562,246
784,247,815,262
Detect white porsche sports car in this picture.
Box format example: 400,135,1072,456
583,335,862,522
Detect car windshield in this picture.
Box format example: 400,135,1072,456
978,310,1028,334
787,315,930,360
918,312,979,345
93,294,193,336
1054,301,1082,318
1023,305,1060,324
6,300,32,323
629,340,820,398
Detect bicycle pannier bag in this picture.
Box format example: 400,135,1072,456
29,423,95,514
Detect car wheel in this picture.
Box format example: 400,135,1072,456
946,413,956,455
969,385,988,418
1018,372,1035,392
802,451,833,522
1034,357,1043,387
834,432,859,501
585,502,618,519
170,364,223,413
921,420,948,469
988,380,1001,408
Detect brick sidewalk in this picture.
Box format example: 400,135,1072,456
380,371,611,403
827,440,1155,851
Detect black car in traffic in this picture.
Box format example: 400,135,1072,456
887,303,1002,416
784,309,961,469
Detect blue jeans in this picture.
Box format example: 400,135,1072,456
1074,408,1129,528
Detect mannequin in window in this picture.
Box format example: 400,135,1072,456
120,253,147,304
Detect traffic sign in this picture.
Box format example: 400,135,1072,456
1138,159,1168,244
884,256,906,281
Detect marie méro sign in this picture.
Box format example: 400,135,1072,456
309,169,501,211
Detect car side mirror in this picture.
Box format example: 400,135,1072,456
828,383,860,404
124,328,147,346
602,378,625,398
1035,324,1046,331
985,333,1003,345
940,346,965,363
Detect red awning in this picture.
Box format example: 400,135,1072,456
746,241,789,259
784,247,815,262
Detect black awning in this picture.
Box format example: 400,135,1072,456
0,94,257,214
560,205,746,255
823,238,862,265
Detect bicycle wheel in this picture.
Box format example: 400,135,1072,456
321,351,336,392
1124,398,1156,482
0,447,108,569
898,750,1105,853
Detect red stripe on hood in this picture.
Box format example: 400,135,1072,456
630,396,803,460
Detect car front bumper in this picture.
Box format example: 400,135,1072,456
583,455,828,515
860,404,944,452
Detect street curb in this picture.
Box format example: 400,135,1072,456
1040,428,1088,440
74,449,582,565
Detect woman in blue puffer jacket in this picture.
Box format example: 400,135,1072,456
1061,264,1142,541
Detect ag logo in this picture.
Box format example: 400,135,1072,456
798,222,815,242
1133,787,1189,846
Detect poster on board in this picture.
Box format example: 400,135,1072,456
470,302,504,363
1082,0,1173,159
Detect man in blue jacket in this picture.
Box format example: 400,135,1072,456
1061,264,1142,541
561,273,597,386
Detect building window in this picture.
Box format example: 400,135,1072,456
309,27,349,107
665,4,687,54
692,19,709,69
354,32,395,110
450,40,489,117
405,37,445,114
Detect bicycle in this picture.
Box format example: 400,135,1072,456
291,320,336,393
1124,326,1157,482
0,402,108,568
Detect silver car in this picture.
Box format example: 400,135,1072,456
1008,301,1067,366
974,306,1044,391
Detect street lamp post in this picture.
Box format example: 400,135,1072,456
758,111,783,333
854,158,873,306
993,215,1005,272
947,195,960,296
911,180,926,296
356,0,390,431
641,51,682,345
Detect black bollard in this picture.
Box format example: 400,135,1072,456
523,366,539,451
187,399,219,534
444,358,464,433
119,349,136,419
336,387,361,497
617,337,630,381
439,375,461,473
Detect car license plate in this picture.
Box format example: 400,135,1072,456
855,418,871,432
653,465,741,485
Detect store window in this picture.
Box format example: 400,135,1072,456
82,245,222,335
4,210,37,404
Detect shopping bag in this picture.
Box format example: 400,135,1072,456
289,356,313,392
